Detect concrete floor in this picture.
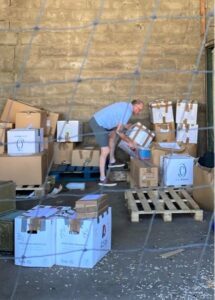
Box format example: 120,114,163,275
0,181,214,300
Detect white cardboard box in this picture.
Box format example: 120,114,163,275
15,216,56,267
57,121,82,142
176,124,198,144
7,128,44,155
126,123,155,146
55,208,112,268
176,100,198,124
149,100,174,124
162,154,194,186
118,140,136,157
15,205,71,267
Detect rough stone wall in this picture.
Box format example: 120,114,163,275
0,0,214,125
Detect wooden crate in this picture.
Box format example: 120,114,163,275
124,188,203,222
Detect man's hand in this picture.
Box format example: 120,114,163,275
116,124,137,150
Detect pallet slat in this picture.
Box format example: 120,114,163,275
159,191,177,211
137,192,152,212
179,189,199,209
126,191,138,212
148,191,164,211
168,189,190,210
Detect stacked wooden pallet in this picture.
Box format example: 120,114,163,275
16,184,47,198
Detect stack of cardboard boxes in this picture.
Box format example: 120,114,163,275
118,121,158,188
149,99,175,143
176,100,198,157
53,120,82,164
120,99,198,189
149,99,195,187
54,120,100,167
0,99,59,186
0,98,100,188
15,195,111,268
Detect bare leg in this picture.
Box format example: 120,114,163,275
100,146,110,179
109,130,117,163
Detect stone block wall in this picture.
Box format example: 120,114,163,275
0,0,214,131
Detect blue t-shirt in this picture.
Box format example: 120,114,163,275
94,102,133,130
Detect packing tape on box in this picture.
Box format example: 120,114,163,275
79,149,93,166
140,179,153,187
185,100,194,111
21,218,46,232
151,101,170,113
130,123,142,140
142,133,153,147
64,218,81,234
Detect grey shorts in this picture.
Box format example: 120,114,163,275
89,117,110,147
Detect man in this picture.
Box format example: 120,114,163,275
89,99,144,186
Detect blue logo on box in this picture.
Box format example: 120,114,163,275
178,163,187,177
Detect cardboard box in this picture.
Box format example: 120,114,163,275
193,163,214,211
57,120,82,142
0,152,48,185
151,142,186,167
149,100,174,124
1,99,40,123
15,216,56,267
130,158,158,187
126,122,155,147
7,128,44,155
182,143,197,157
47,112,59,137
75,194,108,219
55,208,112,268
176,124,198,144
0,122,13,154
152,122,175,142
0,181,16,214
0,210,25,252
118,140,136,157
16,110,47,133
71,147,100,167
15,205,71,267
53,142,73,164
176,100,198,124
1,98,58,138
162,154,194,186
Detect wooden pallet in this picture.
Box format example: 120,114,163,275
124,188,203,222
49,165,100,182
16,184,46,198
